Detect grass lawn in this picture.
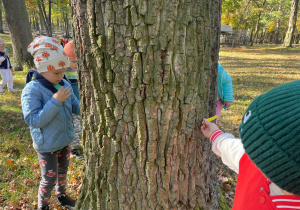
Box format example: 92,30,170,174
219,44,300,136
0,31,299,209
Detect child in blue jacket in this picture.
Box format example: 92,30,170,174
216,63,234,122
21,36,80,210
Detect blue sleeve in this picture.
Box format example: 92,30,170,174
71,93,81,115
21,86,61,128
222,71,234,102
62,79,81,115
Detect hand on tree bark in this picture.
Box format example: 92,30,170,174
201,119,220,139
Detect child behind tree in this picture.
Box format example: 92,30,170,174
216,63,233,122
201,80,300,209
64,40,83,160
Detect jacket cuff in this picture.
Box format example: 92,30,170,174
210,130,224,144
51,97,61,107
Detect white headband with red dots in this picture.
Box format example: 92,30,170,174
27,36,69,73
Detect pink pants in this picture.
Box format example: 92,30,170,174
216,99,223,123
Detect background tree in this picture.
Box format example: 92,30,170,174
283,0,299,47
2,0,34,71
51,0,71,37
26,0,72,38
0,0,4,34
71,0,221,209
37,0,52,36
249,0,267,46
221,0,297,45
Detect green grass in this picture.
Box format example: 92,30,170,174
219,44,300,136
0,31,300,208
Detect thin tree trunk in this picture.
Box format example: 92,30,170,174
39,8,44,35
274,4,282,44
250,0,267,46
283,0,299,47
231,0,252,49
3,0,34,71
48,0,52,35
38,0,52,36
57,16,59,30
64,13,70,37
0,0,4,33
71,0,221,209
259,28,267,44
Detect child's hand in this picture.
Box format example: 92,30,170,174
201,118,219,139
4,52,8,57
224,102,232,109
10,68,14,72
53,86,72,103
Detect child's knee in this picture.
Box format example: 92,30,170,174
41,174,58,188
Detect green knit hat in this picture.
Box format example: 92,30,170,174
239,80,300,196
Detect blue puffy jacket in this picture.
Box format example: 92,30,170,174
21,79,80,153
217,63,234,102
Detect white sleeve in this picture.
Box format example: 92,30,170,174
211,133,245,173
0,56,5,63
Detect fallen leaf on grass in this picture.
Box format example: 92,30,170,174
71,175,77,183
6,159,13,165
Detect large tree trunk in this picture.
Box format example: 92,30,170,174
71,0,221,209
283,0,299,47
2,0,34,71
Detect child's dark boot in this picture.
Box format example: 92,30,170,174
56,194,76,210
71,149,83,160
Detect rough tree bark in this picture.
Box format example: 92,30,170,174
71,0,221,209
2,0,34,71
283,0,299,47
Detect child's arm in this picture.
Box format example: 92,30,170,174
62,81,81,115
222,71,234,105
0,53,8,64
21,87,62,128
71,93,80,115
201,119,245,173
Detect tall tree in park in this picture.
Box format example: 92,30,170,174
37,0,52,37
2,0,34,71
0,0,4,34
71,0,222,209
283,0,299,47
249,0,267,46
